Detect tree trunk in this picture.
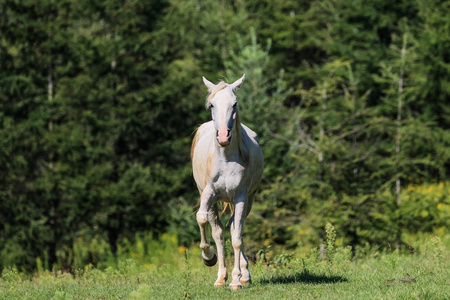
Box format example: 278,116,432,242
108,227,119,254
319,84,327,182
395,34,407,250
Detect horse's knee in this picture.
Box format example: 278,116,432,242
232,236,242,250
199,241,209,250
196,211,208,226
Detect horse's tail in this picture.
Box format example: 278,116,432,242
219,202,235,216
193,196,201,214
222,203,236,227
195,201,234,216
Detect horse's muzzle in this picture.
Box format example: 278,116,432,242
217,129,231,147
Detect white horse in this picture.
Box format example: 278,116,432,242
191,75,264,290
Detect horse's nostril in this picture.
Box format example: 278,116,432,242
227,130,231,137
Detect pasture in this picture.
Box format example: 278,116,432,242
1,232,448,300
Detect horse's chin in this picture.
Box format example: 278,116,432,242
217,138,231,147
218,142,230,147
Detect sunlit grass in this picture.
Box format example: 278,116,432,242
1,233,448,299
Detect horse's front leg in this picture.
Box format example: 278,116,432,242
229,193,248,290
239,198,253,285
208,203,228,287
196,187,217,266
230,225,251,285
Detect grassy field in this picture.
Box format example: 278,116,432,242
1,234,448,300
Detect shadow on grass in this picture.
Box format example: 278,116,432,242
258,270,347,285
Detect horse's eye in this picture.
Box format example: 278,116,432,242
232,103,237,108
210,104,214,108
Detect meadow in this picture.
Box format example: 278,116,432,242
1,227,448,300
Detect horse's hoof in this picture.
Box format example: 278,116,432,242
240,279,252,285
214,274,228,287
229,283,242,290
214,281,226,287
203,253,217,267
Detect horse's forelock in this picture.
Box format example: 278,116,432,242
205,81,228,108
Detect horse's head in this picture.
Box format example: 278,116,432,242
203,75,245,147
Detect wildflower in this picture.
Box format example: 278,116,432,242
146,264,152,269
435,227,445,236
178,246,187,254
437,203,443,210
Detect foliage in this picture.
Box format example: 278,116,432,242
0,0,449,272
325,223,336,262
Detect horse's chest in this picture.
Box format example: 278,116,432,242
211,161,245,194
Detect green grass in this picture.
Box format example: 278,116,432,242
1,236,448,300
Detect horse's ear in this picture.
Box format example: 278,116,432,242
203,76,216,92
231,74,245,92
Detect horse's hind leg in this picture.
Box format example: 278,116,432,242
209,204,228,287
196,188,217,266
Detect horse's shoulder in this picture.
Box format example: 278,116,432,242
198,121,215,135
191,121,214,158
195,121,215,140
197,120,213,130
